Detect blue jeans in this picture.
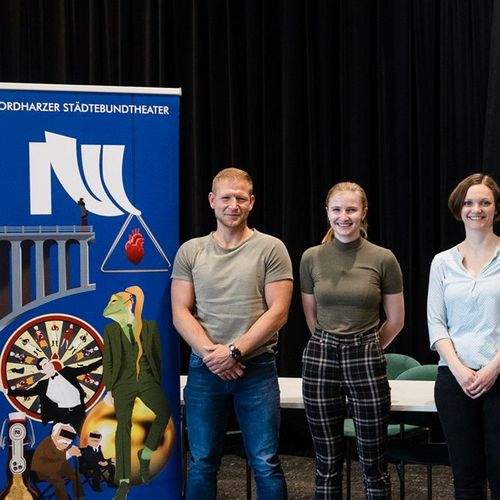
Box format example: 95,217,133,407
184,352,287,500
435,366,500,500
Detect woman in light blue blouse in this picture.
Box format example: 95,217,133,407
428,173,500,499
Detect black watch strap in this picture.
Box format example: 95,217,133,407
228,343,242,362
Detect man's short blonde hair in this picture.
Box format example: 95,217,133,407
212,167,253,195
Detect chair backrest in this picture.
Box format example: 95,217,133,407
396,364,439,381
385,353,421,380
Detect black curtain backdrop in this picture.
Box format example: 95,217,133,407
1,0,499,377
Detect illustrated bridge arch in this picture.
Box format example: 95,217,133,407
0,226,95,331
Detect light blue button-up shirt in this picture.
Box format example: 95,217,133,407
427,246,500,369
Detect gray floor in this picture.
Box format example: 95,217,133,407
217,454,455,499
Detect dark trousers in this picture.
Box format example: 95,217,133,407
53,404,86,433
113,379,171,480
435,366,500,500
80,457,116,486
89,462,115,485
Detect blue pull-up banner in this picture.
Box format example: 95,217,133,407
0,83,181,499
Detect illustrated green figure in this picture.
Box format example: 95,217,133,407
102,285,171,500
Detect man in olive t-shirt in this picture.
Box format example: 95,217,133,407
171,167,293,500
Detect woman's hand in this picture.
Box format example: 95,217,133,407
435,339,500,399
466,362,499,398
448,362,479,397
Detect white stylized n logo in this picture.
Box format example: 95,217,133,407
29,131,141,217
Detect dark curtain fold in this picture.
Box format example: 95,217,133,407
0,0,499,375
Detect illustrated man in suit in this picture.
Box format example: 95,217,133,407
103,285,171,500
80,431,116,491
2,357,102,432
31,422,83,500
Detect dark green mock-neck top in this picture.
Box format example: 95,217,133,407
300,237,403,334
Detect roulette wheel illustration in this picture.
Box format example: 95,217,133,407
0,314,104,421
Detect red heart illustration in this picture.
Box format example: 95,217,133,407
125,228,145,264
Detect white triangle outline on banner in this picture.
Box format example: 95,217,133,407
100,213,171,273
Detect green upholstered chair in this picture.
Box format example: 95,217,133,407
396,364,438,381
344,354,422,499
385,364,449,500
385,353,422,380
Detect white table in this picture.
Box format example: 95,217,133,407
179,376,436,496
388,380,436,412
273,378,436,412
179,376,437,412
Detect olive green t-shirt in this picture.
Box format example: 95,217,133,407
172,229,293,357
300,237,403,334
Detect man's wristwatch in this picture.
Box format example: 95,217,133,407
228,343,242,362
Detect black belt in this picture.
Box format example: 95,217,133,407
60,404,84,412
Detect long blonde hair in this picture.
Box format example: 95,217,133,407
322,182,368,243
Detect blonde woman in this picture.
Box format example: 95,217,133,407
300,182,404,499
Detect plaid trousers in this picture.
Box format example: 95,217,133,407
302,328,391,500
